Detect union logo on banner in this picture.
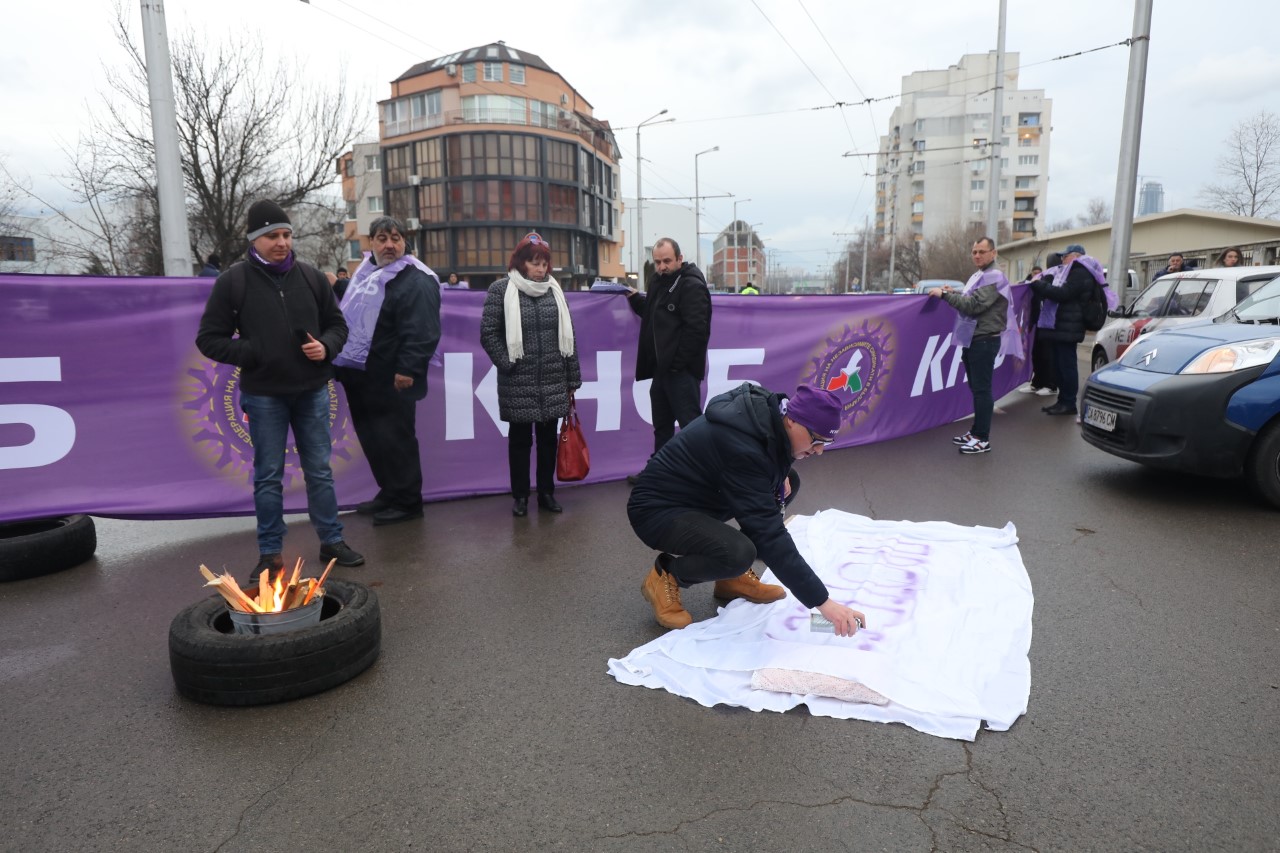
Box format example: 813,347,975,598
178,357,359,487
801,320,895,428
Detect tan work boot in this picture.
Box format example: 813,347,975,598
713,568,786,603
641,565,693,629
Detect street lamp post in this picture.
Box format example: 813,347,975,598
693,146,719,270
746,221,763,292
732,198,750,291
635,109,673,286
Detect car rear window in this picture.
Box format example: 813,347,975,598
1169,279,1217,316
1237,276,1274,303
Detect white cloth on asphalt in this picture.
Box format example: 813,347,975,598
607,510,1034,741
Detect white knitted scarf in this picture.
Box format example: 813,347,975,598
504,267,575,360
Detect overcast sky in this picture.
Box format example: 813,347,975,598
5,0,1278,273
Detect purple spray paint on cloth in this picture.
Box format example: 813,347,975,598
953,267,1024,360
334,253,438,369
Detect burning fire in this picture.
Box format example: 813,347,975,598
198,558,334,614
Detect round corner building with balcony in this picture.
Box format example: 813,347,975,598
372,42,624,289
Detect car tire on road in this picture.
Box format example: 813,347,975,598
0,515,97,583
1246,420,1280,510
168,578,381,706
1091,348,1109,373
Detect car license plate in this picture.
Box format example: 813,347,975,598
1083,405,1117,432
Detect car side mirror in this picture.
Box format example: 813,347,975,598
1106,309,1124,318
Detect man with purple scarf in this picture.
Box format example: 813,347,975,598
927,237,1023,455
1028,243,1109,416
196,200,364,575
334,216,442,526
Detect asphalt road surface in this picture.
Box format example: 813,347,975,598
2,386,1277,852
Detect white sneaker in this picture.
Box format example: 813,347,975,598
1016,382,1035,393
952,431,975,446
959,438,991,454
1035,386,1057,396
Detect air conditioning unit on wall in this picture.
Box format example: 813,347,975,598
446,64,457,76
404,218,420,230
408,174,421,184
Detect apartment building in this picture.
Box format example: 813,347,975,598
336,142,385,275
709,221,765,292
875,52,1051,247
372,41,624,289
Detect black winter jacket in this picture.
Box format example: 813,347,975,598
195,257,348,395
352,264,442,402
627,262,712,380
627,382,829,609
1029,263,1095,343
479,278,583,423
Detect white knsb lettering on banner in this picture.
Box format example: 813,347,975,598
0,357,76,469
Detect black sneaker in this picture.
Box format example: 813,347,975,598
247,553,282,584
319,540,365,567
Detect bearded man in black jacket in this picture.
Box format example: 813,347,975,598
625,238,712,475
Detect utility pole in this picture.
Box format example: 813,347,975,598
861,216,869,292
139,0,192,276
1109,0,1153,298
834,231,857,293
693,146,719,270
985,0,1008,241
635,109,673,289
732,198,750,291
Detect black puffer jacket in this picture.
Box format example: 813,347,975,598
195,257,347,395
480,277,583,423
627,262,712,380
627,382,828,609
1029,263,1095,343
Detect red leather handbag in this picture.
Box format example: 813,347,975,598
556,394,590,482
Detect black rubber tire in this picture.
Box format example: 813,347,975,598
0,515,97,582
1246,420,1280,510
168,578,381,706
1091,347,1109,373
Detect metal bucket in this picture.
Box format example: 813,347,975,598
228,595,324,636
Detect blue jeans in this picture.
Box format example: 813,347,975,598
240,386,343,554
962,336,1000,441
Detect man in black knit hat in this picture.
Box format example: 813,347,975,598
196,200,365,576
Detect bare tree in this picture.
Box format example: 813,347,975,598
1199,111,1280,219
1078,197,1112,226
1046,217,1076,233
87,5,367,268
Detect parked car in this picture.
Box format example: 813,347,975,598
1080,271,1280,507
914,279,965,294
1090,266,1280,373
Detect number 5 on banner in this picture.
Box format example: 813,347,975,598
0,357,75,470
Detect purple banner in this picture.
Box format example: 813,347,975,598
1,275,1030,522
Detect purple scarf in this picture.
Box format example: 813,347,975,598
334,253,438,369
1038,255,1116,328
954,266,1024,361
247,245,295,275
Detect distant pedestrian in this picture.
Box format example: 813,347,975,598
740,281,759,295
198,253,221,277
334,266,351,300
480,233,582,517
442,272,470,290
195,199,363,575
334,216,441,527
1152,252,1186,282
1028,243,1100,417
1017,262,1057,398
624,237,712,482
1216,247,1243,268
927,237,1022,455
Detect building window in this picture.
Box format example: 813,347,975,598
445,133,541,178
509,64,525,84
999,200,1007,211
462,63,476,83
1018,155,1039,166
348,240,362,261
484,61,502,82
419,184,445,223
385,145,412,186
911,201,924,214
548,185,578,224
970,201,984,212
0,236,35,262
387,188,415,221
414,137,443,180
971,180,985,191
1000,158,1009,168
914,118,926,133
448,179,542,222
462,94,527,125
1015,176,1036,189
346,201,357,220
545,139,576,182
912,161,925,174
913,139,926,152
364,154,380,172
1019,112,1041,127
1015,198,1035,212
420,229,449,270
367,196,383,213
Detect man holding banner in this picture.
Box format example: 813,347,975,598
195,200,364,576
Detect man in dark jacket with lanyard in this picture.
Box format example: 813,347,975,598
334,216,442,526
627,382,867,636
626,237,713,465
1028,242,1096,416
196,200,364,575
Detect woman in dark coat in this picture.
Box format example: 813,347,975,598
480,233,582,516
